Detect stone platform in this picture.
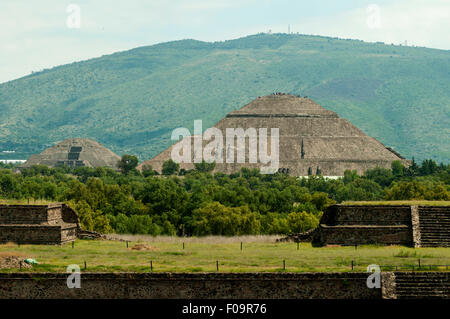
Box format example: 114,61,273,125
312,205,450,247
0,204,79,245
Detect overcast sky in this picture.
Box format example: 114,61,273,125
1,0,449,83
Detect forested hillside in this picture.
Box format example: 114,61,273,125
0,33,449,162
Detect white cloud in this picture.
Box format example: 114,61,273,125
289,0,450,49
0,0,448,83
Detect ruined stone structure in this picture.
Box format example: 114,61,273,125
393,272,449,299
0,272,447,299
312,205,450,247
0,204,79,244
138,94,409,176
0,272,381,299
21,138,121,170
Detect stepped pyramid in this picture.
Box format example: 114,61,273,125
21,138,121,170
139,94,409,176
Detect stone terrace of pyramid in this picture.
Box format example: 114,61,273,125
139,94,409,176
21,138,121,170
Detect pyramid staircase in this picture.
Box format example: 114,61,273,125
393,272,450,299
418,206,450,247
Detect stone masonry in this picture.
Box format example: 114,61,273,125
0,272,447,299
0,204,79,245
312,205,450,247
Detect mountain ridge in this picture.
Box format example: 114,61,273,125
0,33,449,162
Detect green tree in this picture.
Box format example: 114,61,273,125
118,155,139,174
420,159,438,175
343,170,358,184
190,202,260,236
194,160,216,173
162,159,180,175
286,211,319,233
364,167,394,187
141,164,156,177
391,160,405,177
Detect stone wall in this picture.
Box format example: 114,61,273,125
322,205,412,225
0,204,78,245
313,205,450,247
0,225,62,244
410,206,421,248
0,272,381,299
61,204,80,226
1,272,446,299
61,226,78,243
315,225,412,245
0,205,50,224
313,205,414,246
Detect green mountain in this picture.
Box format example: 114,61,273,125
0,33,449,162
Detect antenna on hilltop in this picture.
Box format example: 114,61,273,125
288,24,290,34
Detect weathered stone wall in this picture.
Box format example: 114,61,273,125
410,206,421,248
0,204,78,244
61,226,78,243
2,272,446,299
392,272,450,298
47,206,63,225
314,205,450,247
61,204,80,226
0,205,49,224
322,205,412,226
313,205,414,246
0,273,381,299
315,225,412,245
417,206,450,247
0,225,62,244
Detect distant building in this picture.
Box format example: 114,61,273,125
138,94,409,176
21,138,121,170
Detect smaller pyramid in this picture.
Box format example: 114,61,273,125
21,138,121,170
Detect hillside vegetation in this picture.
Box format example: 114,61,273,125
0,33,449,162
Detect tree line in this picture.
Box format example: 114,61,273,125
0,157,448,236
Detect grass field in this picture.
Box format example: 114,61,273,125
0,199,55,205
342,201,450,206
1,236,449,273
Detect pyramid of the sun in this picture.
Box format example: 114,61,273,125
138,94,409,176
21,138,121,170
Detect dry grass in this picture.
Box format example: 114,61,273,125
1,239,449,273
130,243,158,251
0,242,20,248
0,199,55,205
342,200,450,206
107,234,282,244
0,251,26,258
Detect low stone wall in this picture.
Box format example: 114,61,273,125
0,205,50,224
315,225,412,246
0,204,78,245
322,205,412,226
313,205,414,246
0,225,62,244
0,272,381,299
62,204,80,226
61,226,78,243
